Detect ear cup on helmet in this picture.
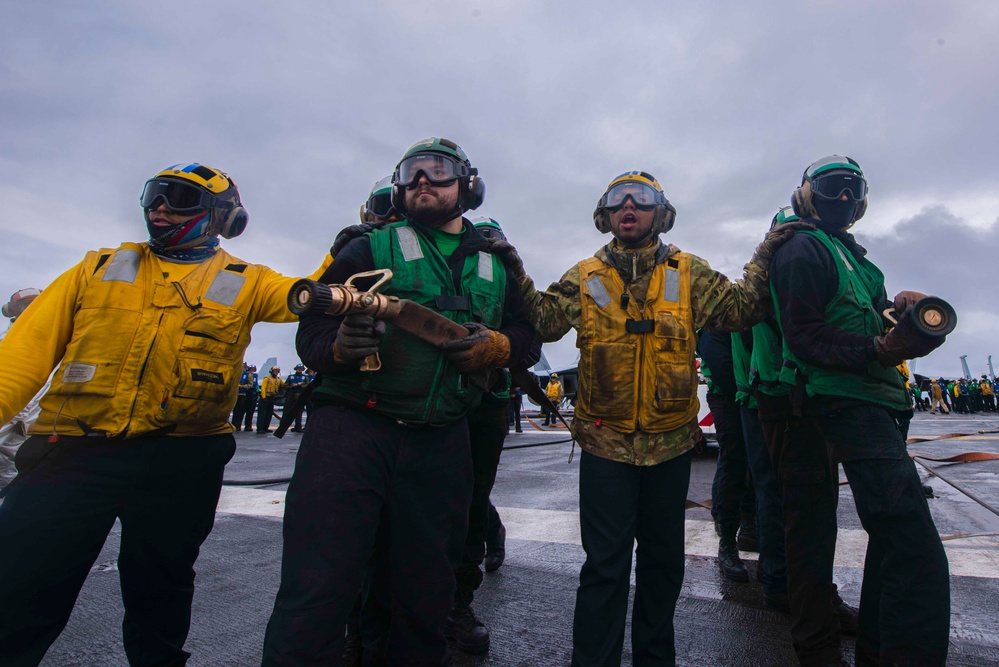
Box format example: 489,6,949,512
464,175,485,211
791,181,816,219
1,303,10,318
218,205,249,239
390,180,407,216
653,201,677,234
593,207,611,234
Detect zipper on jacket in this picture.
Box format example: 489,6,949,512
126,311,165,429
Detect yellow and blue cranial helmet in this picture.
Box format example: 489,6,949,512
593,171,676,236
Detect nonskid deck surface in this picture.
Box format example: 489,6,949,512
40,411,999,666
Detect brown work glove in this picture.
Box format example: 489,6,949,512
485,239,527,282
441,322,511,373
891,290,930,318
874,309,945,367
332,314,386,363
750,220,816,270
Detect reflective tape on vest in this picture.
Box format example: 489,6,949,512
204,271,246,307
396,226,425,262
478,251,493,282
585,276,612,308
664,267,680,303
102,250,141,283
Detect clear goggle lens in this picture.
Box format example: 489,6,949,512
395,154,468,187
599,182,666,211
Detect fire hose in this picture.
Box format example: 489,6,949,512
274,270,569,438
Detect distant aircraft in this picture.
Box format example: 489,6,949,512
259,357,278,374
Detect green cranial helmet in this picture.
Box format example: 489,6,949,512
471,216,507,241
792,155,868,225
770,205,801,230
360,175,396,223
390,137,485,222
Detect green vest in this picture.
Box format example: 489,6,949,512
731,331,757,409
749,319,787,398
317,221,507,425
773,230,908,411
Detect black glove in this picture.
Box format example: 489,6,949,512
750,220,816,270
332,314,386,364
330,222,382,258
485,238,527,282
874,310,945,367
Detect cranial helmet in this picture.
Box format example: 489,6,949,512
360,175,397,224
2,287,42,320
791,155,868,226
141,163,249,240
294,364,305,371
769,205,801,231
471,216,507,241
593,171,676,236
390,137,485,222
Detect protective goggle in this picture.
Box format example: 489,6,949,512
365,191,394,220
140,178,223,212
598,182,668,211
810,171,868,202
395,154,472,188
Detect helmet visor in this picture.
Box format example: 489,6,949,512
395,154,468,188
810,172,868,202
599,182,666,211
141,179,216,212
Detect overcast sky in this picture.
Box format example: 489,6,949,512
2,1,996,380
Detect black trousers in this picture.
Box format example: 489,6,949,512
740,406,786,599
706,392,755,528
261,405,472,667
816,405,950,667
572,450,691,667
455,401,509,601
256,397,276,432
757,394,842,665
285,390,304,430
0,433,235,667
232,393,254,429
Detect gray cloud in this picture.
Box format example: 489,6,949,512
1,1,995,375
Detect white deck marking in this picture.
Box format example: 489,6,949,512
216,488,999,579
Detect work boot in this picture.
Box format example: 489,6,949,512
444,603,490,654
484,524,506,573
718,523,749,582
737,518,759,553
836,600,859,636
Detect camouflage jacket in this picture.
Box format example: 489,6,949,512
520,238,772,465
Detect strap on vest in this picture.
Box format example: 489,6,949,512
783,360,806,417
434,294,470,311
625,319,655,334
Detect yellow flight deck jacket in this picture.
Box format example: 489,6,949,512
0,243,298,439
